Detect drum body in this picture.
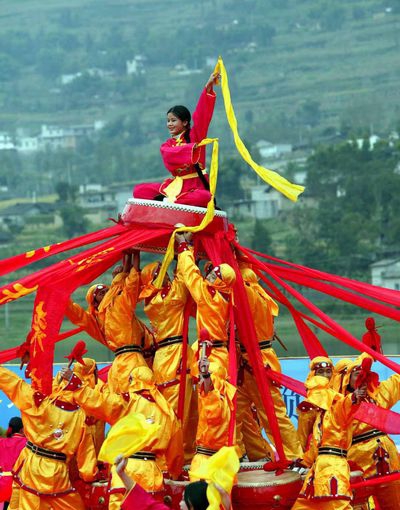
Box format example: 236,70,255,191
239,462,267,472
121,199,228,255
164,479,189,509
0,474,12,502
350,470,375,508
232,470,302,509
75,481,109,510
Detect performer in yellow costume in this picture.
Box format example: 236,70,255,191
175,234,235,379
189,355,236,477
139,260,197,462
343,353,400,510
73,358,105,456
236,265,303,460
59,365,183,510
297,357,333,452
66,251,153,393
0,366,97,510
292,359,364,510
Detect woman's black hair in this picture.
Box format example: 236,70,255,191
184,480,209,510
7,416,23,437
167,105,191,125
167,105,211,193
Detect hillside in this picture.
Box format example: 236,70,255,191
0,0,399,144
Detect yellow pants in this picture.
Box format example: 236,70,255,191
8,486,85,510
237,370,303,460
292,497,352,510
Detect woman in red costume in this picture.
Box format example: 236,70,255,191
133,71,219,207
0,417,26,509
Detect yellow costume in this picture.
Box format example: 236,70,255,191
73,359,105,455
297,356,335,453
63,366,183,510
140,262,196,461
0,367,97,510
343,355,400,510
190,368,236,478
293,374,356,510
177,247,234,378
239,404,274,461
66,268,153,393
237,266,303,460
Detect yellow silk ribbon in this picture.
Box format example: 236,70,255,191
189,446,240,510
154,138,218,288
214,56,304,202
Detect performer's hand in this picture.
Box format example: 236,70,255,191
115,454,136,491
353,386,367,403
19,351,30,370
198,356,210,375
213,483,231,510
205,72,220,92
112,264,124,277
175,232,186,244
59,367,73,381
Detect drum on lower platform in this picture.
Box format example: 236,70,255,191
351,470,373,507
75,480,109,510
239,461,268,472
231,470,302,509
164,479,189,509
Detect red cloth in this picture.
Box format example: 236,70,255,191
0,433,26,501
0,224,171,394
121,484,169,510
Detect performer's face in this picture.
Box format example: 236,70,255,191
93,286,108,306
315,366,332,380
167,112,188,137
349,368,362,390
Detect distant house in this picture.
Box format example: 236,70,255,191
126,56,146,76
38,122,104,151
0,202,61,230
255,140,292,159
17,136,39,153
77,184,118,223
227,185,295,220
370,258,400,290
0,133,15,151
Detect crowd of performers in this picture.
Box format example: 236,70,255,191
0,231,400,510
0,68,398,510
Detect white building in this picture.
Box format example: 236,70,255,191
228,185,295,220
255,140,292,159
370,258,400,290
0,133,15,151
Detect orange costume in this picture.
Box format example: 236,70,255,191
190,368,236,477
293,374,357,510
176,245,235,379
62,366,183,510
73,359,105,455
140,262,196,460
66,268,152,393
237,266,303,460
343,355,400,510
297,357,337,453
0,367,97,510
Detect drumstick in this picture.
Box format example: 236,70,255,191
273,333,288,352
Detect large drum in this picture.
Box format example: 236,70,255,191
350,470,373,509
239,461,268,472
75,480,109,510
231,470,302,509
121,199,228,255
164,479,189,509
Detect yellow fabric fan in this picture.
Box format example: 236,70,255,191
98,413,160,464
189,446,240,510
